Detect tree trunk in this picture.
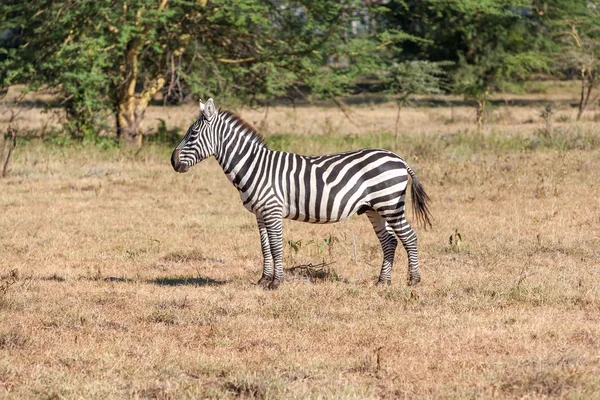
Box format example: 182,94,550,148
116,40,165,148
576,67,594,121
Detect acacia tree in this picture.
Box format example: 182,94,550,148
1,0,370,147
382,0,551,131
385,61,448,142
543,0,600,120
443,3,551,131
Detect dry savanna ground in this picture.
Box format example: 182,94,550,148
1,86,600,398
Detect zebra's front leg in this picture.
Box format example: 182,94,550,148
263,212,284,290
256,216,274,288
366,210,398,285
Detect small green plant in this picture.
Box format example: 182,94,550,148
288,235,341,264
539,104,554,138
323,234,339,256
287,239,302,255
449,229,463,252
305,239,325,255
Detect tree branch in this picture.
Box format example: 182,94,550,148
216,57,256,64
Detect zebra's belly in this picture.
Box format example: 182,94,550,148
284,202,362,224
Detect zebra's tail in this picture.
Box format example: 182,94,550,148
406,164,433,230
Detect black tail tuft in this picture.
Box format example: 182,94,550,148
407,165,433,230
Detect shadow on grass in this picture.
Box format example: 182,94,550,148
39,274,67,282
80,275,226,287
9,89,580,111
149,276,226,287
103,277,132,283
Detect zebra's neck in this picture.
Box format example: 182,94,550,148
213,110,271,189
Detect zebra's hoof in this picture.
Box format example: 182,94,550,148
408,276,421,286
376,279,391,286
257,276,272,288
268,279,282,290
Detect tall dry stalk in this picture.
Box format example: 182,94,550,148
1,126,17,177
1,104,20,178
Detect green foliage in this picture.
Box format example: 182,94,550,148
370,1,555,128
0,0,377,137
448,6,550,97
146,119,182,147
386,60,451,103
1,0,594,140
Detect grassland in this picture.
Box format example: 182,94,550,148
1,88,600,398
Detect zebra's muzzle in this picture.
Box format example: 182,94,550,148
171,149,189,173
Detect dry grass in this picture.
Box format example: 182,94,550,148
1,88,600,398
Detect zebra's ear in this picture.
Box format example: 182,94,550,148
199,99,205,114
203,98,216,120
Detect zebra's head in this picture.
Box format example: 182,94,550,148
171,98,218,173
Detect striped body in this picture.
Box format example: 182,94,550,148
172,99,432,289
223,148,408,223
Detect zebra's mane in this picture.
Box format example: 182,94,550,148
220,109,267,148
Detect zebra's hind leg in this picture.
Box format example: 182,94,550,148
387,216,421,286
256,216,273,288
366,210,398,285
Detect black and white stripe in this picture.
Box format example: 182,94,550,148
171,98,432,289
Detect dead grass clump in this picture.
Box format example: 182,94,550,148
0,269,19,310
147,309,179,325
379,287,421,305
500,369,585,397
156,296,192,310
224,378,269,399
506,285,549,306
133,380,177,400
100,320,130,332
286,261,344,283
348,346,385,376
0,268,19,285
0,329,28,350
161,249,207,263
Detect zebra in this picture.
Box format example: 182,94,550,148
171,98,432,290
